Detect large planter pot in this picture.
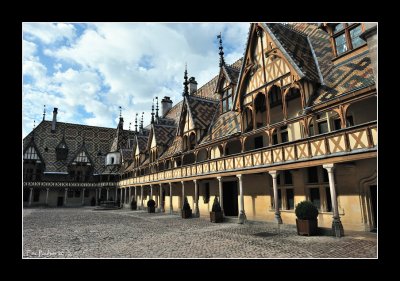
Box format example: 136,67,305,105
210,211,223,223
181,209,192,218
148,206,155,213
296,219,318,236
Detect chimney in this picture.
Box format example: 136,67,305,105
161,96,173,117
188,77,197,95
51,108,58,133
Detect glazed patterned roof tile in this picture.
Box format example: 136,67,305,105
266,23,321,82
201,111,241,144
153,124,177,147
162,100,183,123
23,121,116,174
186,96,219,130
136,135,148,153
120,148,133,161
311,52,374,105
160,135,183,159
223,64,241,83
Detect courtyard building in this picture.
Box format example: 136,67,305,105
23,23,377,236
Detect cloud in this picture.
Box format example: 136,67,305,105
23,22,76,45
22,23,250,138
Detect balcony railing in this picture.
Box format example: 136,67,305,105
120,121,377,186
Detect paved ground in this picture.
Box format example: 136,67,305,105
23,208,377,258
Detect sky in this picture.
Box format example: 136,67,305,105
22,22,250,137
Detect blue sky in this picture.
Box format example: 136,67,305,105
22,22,250,137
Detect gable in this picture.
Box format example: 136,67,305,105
151,132,157,149
73,150,90,164
24,145,41,161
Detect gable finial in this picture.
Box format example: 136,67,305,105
43,105,46,121
151,98,155,124
135,113,138,132
217,32,225,67
33,120,36,130
129,122,131,131
140,112,144,129
155,96,159,119
119,106,122,119
183,64,189,96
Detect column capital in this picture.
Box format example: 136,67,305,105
193,179,197,184
30,187,33,190
323,163,335,172
217,176,222,181
236,174,242,180
65,188,68,191
268,170,279,178
169,182,173,187
181,181,185,186
46,187,49,190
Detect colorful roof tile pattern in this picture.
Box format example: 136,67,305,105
160,135,183,159
110,118,136,152
266,23,321,83
153,124,177,148
23,121,116,174
311,52,374,105
186,96,219,130
136,135,149,153
120,148,133,162
201,111,241,144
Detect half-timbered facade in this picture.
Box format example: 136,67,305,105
23,23,377,235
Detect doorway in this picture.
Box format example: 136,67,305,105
57,197,63,207
370,185,377,231
223,181,238,216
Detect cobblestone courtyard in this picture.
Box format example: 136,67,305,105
23,208,377,258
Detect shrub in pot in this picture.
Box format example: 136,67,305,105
181,197,192,218
295,200,319,236
210,197,223,223
147,199,156,213
130,199,137,210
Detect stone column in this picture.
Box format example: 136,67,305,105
193,180,199,217
150,185,153,200
323,164,344,237
28,188,33,206
169,182,173,214
269,171,282,224
217,177,224,215
99,188,102,199
115,187,118,201
236,174,246,224
181,181,185,209
64,188,68,206
159,184,164,212
45,188,49,205
124,188,127,204
95,189,98,205
82,188,85,205
106,188,109,201
141,186,144,209
120,188,123,207
135,186,137,202
129,186,132,203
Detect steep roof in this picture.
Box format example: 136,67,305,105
185,95,218,130
160,135,183,160
23,121,116,174
200,111,241,144
264,23,321,83
152,124,177,148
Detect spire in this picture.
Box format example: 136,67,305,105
135,113,138,132
129,122,131,131
119,106,123,120
33,120,36,130
151,98,155,124
183,64,189,96
140,112,144,130
217,33,225,67
155,97,159,119
42,105,46,121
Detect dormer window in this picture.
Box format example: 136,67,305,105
221,88,232,113
332,23,366,57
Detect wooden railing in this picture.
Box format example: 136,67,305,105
119,122,377,186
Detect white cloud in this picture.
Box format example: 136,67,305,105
23,22,76,44
22,23,250,138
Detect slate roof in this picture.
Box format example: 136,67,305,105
23,121,116,174
160,135,183,160
265,23,321,83
152,124,177,148
201,111,241,144
120,148,133,162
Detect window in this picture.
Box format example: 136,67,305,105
221,88,232,113
333,118,342,131
307,167,319,183
33,189,40,202
280,126,288,143
309,124,314,136
325,187,332,212
284,171,293,185
286,189,294,210
24,146,40,160
318,121,328,134
269,87,282,107
272,131,278,145
111,157,114,164
254,136,263,149
309,188,321,210
332,23,365,57
346,115,354,127
322,169,329,183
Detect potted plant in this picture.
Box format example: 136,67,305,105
210,197,223,223
181,197,192,218
147,199,156,213
295,200,319,236
130,199,137,210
